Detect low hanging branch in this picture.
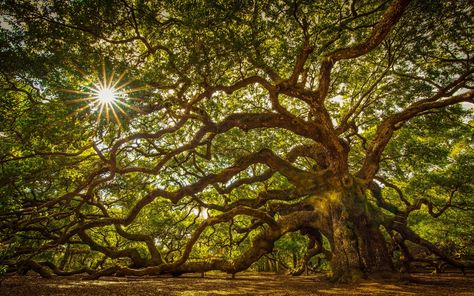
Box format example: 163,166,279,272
1,0,472,284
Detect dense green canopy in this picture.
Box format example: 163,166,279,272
0,0,472,282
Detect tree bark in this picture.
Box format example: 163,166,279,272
313,178,394,282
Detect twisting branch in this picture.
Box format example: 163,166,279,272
317,0,412,102
408,189,456,218
358,89,474,182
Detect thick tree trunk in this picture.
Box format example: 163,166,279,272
316,179,393,282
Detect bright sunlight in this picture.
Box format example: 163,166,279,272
63,63,145,127
96,87,116,103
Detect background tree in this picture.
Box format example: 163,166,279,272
0,0,472,283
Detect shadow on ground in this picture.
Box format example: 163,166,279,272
1,272,473,295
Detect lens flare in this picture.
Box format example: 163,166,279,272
63,62,145,128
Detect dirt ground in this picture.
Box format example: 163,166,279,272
1,272,473,296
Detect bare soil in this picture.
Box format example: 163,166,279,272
1,272,473,295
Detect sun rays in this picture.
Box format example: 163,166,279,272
62,63,146,128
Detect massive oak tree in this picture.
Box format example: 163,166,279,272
0,0,473,282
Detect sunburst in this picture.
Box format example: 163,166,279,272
63,63,146,128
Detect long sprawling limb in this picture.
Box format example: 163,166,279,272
358,89,473,182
